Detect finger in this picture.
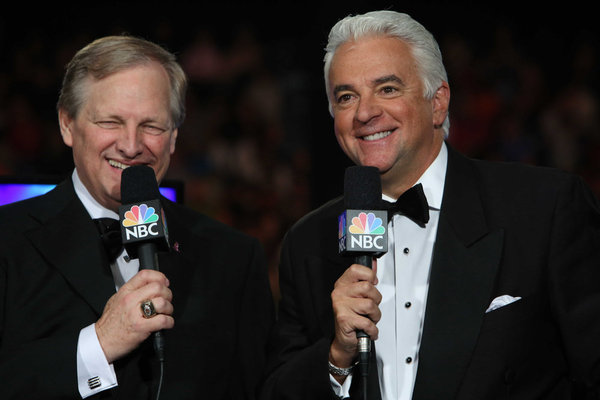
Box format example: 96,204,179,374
352,316,379,340
354,297,382,323
335,310,379,341
133,280,173,305
139,313,175,332
143,296,174,317
335,295,381,323
124,269,170,292
335,264,377,287
356,323,378,341
332,279,381,303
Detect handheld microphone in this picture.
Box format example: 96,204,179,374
338,165,388,394
119,165,169,362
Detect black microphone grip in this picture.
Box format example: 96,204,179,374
354,254,372,381
138,245,165,365
138,242,159,271
138,242,166,362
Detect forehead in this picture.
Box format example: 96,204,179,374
81,63,171,117
329,36,419,85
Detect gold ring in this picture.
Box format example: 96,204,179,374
141,300,157,318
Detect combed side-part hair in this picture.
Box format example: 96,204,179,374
57,35,187,129
323,10,450,137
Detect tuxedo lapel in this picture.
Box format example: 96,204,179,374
156,199,233,326
24,181,116,316
155,201,194,319
306,197,354,337
304,197,384,399
413,146,504,399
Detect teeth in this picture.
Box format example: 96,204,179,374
363,130,392,141
108,160,130,170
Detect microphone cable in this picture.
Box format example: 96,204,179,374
154,359,164,400
153,322,166,400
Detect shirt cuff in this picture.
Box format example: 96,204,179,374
329,373,353,398
77,324,118,398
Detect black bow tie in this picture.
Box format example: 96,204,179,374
93,218,123,262
382,183,430,227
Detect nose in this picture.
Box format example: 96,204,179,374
116,125,144,158
355,94,382,124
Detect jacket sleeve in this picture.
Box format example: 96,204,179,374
0,254,82,399
260,230,341,400
548,175,600,393
232,237,277,400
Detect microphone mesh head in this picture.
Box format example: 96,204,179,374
120,165,160,204
344,166,382,209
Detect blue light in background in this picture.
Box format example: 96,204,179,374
0,184,178,206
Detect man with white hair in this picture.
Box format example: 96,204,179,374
261,10,600,400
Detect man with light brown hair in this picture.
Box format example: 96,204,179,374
0,35,274,400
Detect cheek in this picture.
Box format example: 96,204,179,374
169,136,177,154
73,126,114,152
146,136,169,153
333,113,353,141
147,137,175,168
333,124,349,150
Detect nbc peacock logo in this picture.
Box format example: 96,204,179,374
122,204,159,227
349,212,385,235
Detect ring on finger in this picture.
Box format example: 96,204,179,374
141,300,157,319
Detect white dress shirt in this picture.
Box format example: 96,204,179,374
331,143,448,399
72,169,140,398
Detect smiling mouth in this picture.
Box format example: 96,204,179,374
362,130,393,141
108,160,130,170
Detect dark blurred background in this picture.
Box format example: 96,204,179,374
1,2,598,298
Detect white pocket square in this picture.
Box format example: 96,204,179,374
485,295,522,313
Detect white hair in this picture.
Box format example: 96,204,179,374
323,10,450,137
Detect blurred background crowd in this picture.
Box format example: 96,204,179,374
1,2,598,298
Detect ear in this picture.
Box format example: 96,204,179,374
431,81,450,128
169,128,178,154
58,109,74,147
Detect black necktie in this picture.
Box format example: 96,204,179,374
93,218,123,262
383,183,430,227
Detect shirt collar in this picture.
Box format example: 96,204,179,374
381,142,448,210
72,169,120,220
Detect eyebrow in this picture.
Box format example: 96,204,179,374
374,74,405,87
332,74,405,98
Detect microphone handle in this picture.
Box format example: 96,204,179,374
354,254,372,380
138,242,166,362
138,242,159,271
354,254,372,269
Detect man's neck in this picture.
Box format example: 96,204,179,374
382,141,447,208
72,169,119,220
382,140,444,199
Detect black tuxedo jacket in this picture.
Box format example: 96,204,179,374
0,178,274,399
261,145,600,399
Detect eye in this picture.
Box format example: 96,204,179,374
336,93,354,104
141,124,168,136
95,121,120,129
380,86,399,95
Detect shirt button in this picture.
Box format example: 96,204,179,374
406,357,413,364
405,302,412,308
403,248,410,254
